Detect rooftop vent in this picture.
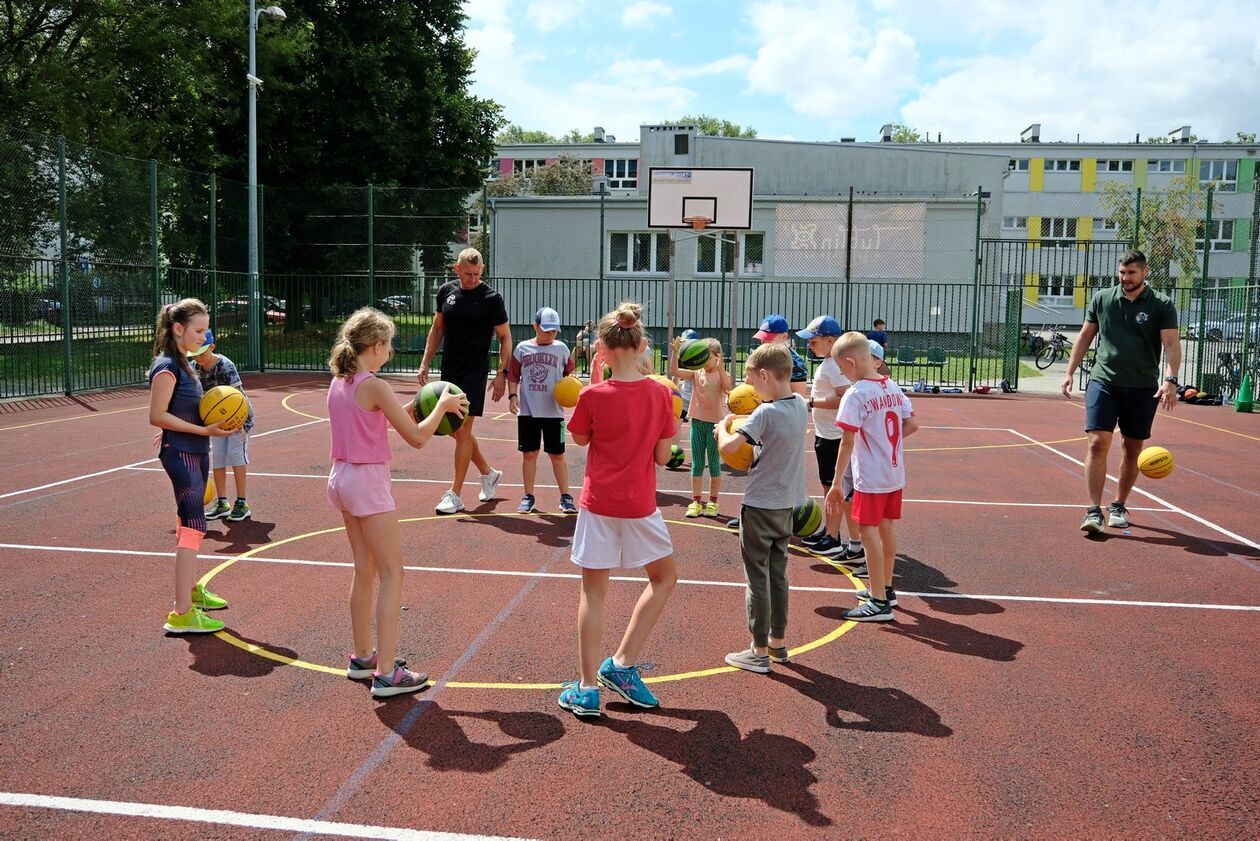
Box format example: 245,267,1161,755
879,123,893,142
1168,125,1191,144
1021,123,1041,143
593,126,605,143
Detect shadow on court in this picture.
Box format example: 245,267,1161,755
200,519,279,555
770,662,953,737
182,631,298,678
1093,523,1260,560
599,706,832,827
377,704,565,773
457,511,574,548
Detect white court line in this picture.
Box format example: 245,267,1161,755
1005,428,1260,553
4,542,1257,612
117,468,1175,511
0,792,525,841
0,418,326,501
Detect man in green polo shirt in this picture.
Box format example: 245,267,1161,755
1062,250,1180,533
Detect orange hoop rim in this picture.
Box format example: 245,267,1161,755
683,215,712,231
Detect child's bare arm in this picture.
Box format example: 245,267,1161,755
903,416,920,438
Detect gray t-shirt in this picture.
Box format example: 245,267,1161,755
507,338,575,418
739,395,808,510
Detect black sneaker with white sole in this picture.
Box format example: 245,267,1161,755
810,536,848,556
845,562,868,579
857,587,898,607
843,599,893,622
1080,507,1104,533
1107,501,1130,529
844,545,865,561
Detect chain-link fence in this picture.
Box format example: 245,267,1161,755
3,125,1257,402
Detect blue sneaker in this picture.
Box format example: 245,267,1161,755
596,657,659,708
558,681,601,718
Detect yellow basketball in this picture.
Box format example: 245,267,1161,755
200,385,249,432
203,475,216,507
648,374,683,418
1138,446,1174,479
720,416,754,472
727,383,761,415
553,375,583,409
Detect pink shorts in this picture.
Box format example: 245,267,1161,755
850,489,903,525
326,460,395,518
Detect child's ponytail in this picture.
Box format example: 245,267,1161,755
329,307,395,380
597,301,645,351
153,298,209,377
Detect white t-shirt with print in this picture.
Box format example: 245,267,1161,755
835,376,914,493
810,356,850,441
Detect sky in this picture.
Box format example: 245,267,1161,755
463,0,1260,145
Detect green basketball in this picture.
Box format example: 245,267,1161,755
678,339,710,371
603,364,612,380
667,444,686,469
792,498,823,538
414,381,465,436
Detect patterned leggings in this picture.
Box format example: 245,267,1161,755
159,446,208,532
690,419,721,478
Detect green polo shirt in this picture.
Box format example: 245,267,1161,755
1085,284,1178,388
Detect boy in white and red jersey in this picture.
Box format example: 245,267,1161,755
825,332,919,622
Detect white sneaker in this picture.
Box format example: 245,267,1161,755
435,490,464,515
478,468,503,502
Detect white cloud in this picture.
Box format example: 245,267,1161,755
525,0,589,33
621,1,673,28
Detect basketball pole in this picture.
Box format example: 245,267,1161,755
666,229,677,357
730,230,741,383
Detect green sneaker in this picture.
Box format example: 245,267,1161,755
191,583,227,610
227,499,251,522
205,498,231,520
163,606,224,634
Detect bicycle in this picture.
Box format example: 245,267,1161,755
1216,351,1260,399
1035,326,1070,370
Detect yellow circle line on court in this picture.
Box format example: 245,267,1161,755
199,513,860,690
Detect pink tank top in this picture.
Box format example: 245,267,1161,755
327,371,391,464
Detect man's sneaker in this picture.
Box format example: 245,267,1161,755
727,518,740,530
844,562,869,579
205,498,231,520
191,583,227,611
436,490,465,515
559,493,578,514
686,500,703,518
844,545,866,561
163,607,224,634
767,646,790,664
226,499,251,522
857,587,898,607
1107,501,1130,529
370,660,430,697
843,599,893,622
703,501,719,517
558,681,602,718
810,535,848,556
518,494,537,514
478,468,503,502
1080,507,1104,533
596,658,659,708
347,651,377,680
724,647,771,673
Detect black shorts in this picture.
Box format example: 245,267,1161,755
441,369,488,417
813,436,841,487
518,415,565,455
1084,379,1158,440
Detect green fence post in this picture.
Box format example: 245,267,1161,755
258,184,265,371
967,187,984,392
58,136,72,395
1132,187,1142,247
843,187,854,329
209,173,218,332
367,183,375,306
1195,187,1213,385
151,160,160,320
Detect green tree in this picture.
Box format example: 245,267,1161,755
887,122,925,142
676,114,757,138
496,124,559,144
1223,131,1257,144
486,156,591,197
1100,175,1216,291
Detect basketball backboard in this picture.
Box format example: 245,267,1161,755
647,167,754,230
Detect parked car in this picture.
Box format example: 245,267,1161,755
33,298,62,325
1185,318,1229,341
378,295,412,313
216,298,285,327
1224,313,1260,343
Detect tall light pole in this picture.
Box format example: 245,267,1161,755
247,2,286,370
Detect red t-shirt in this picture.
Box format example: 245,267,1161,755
567,378,677,518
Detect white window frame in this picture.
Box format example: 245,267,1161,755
1040,216,1078,247
1038,274,1075,305
512,158,547,175
1046,159,1081,172
695,232,766,277
1096,159,1133,173
1008,158,1030,172
604,158,639,189
608,231,669,275
1196,219,1234,252
1002,216,1028,231
1147,159,1186,174
1199,159,1238,191
1094,217,1120,234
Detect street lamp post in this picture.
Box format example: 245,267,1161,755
247,2,286,370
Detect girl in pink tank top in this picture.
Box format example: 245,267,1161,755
326,308,468,698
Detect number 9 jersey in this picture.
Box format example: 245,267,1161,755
836,376,915,494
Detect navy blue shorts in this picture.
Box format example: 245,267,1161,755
1084,379,1158,440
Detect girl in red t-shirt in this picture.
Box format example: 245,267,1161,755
559,303,680,718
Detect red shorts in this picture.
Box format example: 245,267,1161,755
850,489,903,525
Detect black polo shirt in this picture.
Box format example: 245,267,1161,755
436,280,508,377
1085,284,1178,388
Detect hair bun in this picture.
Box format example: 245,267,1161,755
617,314,638,328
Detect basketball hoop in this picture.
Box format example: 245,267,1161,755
683,216,711,232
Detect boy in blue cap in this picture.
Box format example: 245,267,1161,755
753,314,809,396
795,316,851,557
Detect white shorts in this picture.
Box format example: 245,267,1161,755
210,430,250,469
571,509,674,570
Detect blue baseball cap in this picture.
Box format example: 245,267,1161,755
796,315,841,339
187,328,216,357
868,339,885,360
753,314,790,342
680,329,700,340
533,307,561,332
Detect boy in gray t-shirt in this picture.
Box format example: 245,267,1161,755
507,307,577,514
716,343,808,674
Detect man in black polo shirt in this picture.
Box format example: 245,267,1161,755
419,248,513,514
1062,250,1180,533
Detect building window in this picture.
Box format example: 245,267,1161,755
1197,278,1231,301
1038,274,1075,304
1040,216,1077,246
695,232,765,276
604,158,639,189
1199,159,1238,191
512,158,547,175
1046,159,1080,172
1094,217,1120,235
1096,159,1133,172
1196,219,1234,252
609,232,668,274
1002,216,1028,230
487,158,501,179
1008,158,1030,172
1147,159,1186,174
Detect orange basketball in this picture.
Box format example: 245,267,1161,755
720,416,754,472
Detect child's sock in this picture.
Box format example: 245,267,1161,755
693,495,702,503
217,497,227,503
708,496,718,503
612,655,629,669
849,538,863,550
